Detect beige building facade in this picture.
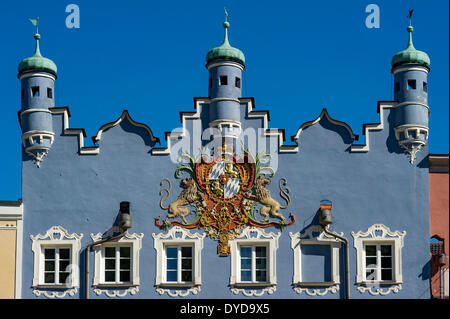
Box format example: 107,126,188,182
0,200,23,299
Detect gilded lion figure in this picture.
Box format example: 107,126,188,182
244,176,286,222
164,177,206,224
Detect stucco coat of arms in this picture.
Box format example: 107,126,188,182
156,144,295,256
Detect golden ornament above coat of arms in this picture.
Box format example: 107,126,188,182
156,144,295,256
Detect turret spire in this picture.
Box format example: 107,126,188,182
29,18,42,57
223,8,230,45
406,9,414,49
206,9,245,65
18,18,57,77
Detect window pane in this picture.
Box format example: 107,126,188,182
365,257,377,267
182,258,192,270
120,247,131,258
256,246,266,257
365,245,376,256
47,88,53,99
120,270,130,282
381,245,392,256
167,270,177,282
45,249,55,259
182,270,192,282
256,270,267,282
105,271,115,282
240,247,251,258
235,77,241,88
381,257,392,268
381,269,392,281
105,259,116,270
120,259,130,270
59,248,70,260
59,272,69,284
105,247,115,257
167,259,177,270
181,247,192,258
44,272,55,284
256,258,266,270
240,258,251,270
166,247,177,258
45,261,55,271
241,270,251,282
407,79,416,90
59,260,70,271
423,82,428,93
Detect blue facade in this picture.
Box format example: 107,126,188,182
18,18,432,299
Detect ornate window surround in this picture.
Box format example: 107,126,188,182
229,227,280,296
289,225,341,296
91,231,143,296
30,225,83,298
152,226,206,297
351,224,406,296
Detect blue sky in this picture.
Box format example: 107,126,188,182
0,0,448,200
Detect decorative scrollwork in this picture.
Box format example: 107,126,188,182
279,178,291,209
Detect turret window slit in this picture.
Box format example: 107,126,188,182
220,76,228,86
235,77,241,88
407,80,416,90
31,86,40,97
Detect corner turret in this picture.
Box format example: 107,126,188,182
18,18,57,167
391,11,430,164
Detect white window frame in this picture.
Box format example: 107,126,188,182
163,244,195,284
98,244,133,285
153,226,205,289
363,243,395,282
290,225,341,285
237,244,269,283
229,227,280,288
31,226,83,291
289,225,341,296
91,232,143,287
352,224,406,285
41,246,72,285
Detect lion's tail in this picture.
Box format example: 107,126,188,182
159,178,171,210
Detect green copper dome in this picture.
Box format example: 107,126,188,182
206,20,245,65
18,33,57,77
392,25,430,69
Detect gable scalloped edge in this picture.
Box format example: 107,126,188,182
150,98,398,155
45,100,397,156
151,97,305,155
48,107,160,155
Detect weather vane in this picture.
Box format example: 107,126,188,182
408,9,413,26
29,17,39,34
224,7,228,22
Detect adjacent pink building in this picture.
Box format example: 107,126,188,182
429,154,449,299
